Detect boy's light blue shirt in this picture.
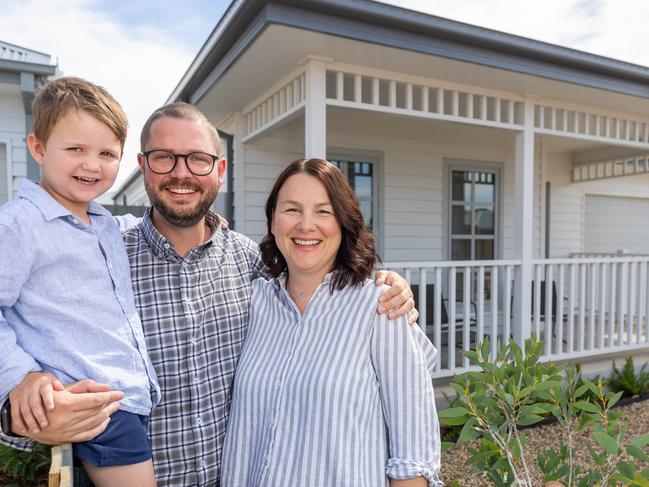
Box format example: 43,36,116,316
0,180,160,415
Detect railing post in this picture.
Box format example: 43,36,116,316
513,98,535,346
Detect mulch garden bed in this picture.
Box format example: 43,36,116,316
441,395,649,486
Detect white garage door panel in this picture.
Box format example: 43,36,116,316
585,195,649,254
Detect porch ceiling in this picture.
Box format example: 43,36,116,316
197,24,649,124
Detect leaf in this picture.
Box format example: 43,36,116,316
458,418,481,444
480,338,491,361
593,431,619,456
607,390,623,408
631,475,649,487
518,414,544,426
627,444,649,463
536,381,562,391
629,433,649,449
440,416,469,426
575,383,590,398
450,383,465,397
519,385,537,398
617,461,635,480
574,401,600,413
438,407,470,418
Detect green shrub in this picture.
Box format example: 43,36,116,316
608,356,649,397
439,338,649,487
0,443,51,485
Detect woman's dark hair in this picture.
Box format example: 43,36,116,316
259,158,380,291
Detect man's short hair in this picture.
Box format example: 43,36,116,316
31,76,128,149
140,102,221,155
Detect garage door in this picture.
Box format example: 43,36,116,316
585,195,649,254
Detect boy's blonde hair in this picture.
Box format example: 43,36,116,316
32,76,128,149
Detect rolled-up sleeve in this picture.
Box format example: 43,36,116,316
371,312,443,486
0,225,41,402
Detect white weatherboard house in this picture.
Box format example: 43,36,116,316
114,0,649,378
0,41,57,205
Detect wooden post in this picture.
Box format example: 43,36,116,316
49,443,74,487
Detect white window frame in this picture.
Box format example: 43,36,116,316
444,159,503,261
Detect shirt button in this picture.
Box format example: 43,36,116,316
196,417,202,425
72,218,80,224
163,243,170,249
193,377,200,384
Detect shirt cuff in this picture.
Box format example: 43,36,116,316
0,395,35,452
386,458,444,487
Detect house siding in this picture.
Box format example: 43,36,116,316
239,111,554,262
0,86,27,203
545,146,649,256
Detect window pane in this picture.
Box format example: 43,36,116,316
451,205,471,235
451,239,471,260
359,200,373,229
452,171,471,202
354,175,372,198
474,206,494,235
332,159,374,230
474,172,495,203
475,239,494,260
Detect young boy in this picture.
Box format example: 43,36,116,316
0,77,160,486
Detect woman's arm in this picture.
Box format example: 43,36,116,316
392,478,428,487
370,301,443,487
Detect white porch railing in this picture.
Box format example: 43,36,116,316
384,256,649,378
532,257,649,361
384,260,520,378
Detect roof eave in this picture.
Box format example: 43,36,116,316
168,0,649,105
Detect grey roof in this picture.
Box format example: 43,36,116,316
169,0,649,103
0,40,57,75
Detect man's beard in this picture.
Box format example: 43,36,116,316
145,177,218,228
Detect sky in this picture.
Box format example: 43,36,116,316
2,0,649,197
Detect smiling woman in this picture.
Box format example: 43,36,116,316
221,158,443,487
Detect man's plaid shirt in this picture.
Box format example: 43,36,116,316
123,209,263,486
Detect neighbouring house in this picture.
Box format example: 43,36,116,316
113,0,649,378
0,41,57,205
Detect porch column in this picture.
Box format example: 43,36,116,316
303,57,327,159
232,112,246,233
513,99,535,345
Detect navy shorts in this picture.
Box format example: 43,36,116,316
73,410,152,467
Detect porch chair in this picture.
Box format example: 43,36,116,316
411,284,477,347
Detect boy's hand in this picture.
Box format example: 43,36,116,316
9,371,64,435
374,270,418,323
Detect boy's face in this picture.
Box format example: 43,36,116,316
27,109,122,219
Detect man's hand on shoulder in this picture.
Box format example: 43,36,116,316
374,270,418,324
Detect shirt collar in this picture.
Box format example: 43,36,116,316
140,207,223,260
18,179,110,221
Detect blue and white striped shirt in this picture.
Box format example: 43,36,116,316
222,274,442,486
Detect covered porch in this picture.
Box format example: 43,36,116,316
217,56,649,377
